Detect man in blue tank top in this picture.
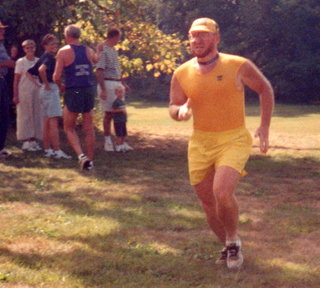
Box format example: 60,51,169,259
53,25,97,170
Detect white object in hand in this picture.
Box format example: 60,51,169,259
178,102,192,121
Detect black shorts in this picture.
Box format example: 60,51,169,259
114,121,127,137
64,86,96,113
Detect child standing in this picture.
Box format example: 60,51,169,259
28,34,71,159
111,85,132,152
13,40,42,151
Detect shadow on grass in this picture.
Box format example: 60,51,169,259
0,229,319,288
1,126,320,287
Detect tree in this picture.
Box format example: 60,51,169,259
150,0,320,103
1,0,319,103
0,0,186,78
235,0,320,103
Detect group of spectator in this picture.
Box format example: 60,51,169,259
0,22,132,170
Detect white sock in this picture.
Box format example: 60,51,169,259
78,153,86,160
226,239,241,247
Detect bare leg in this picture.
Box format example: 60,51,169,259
82,111,95,160
48,117,60,151
63,106,83,156
42,117,50,150
194,171,226,244
103,111,112,136
213,166,241,242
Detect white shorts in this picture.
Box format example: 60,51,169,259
98,80,124,112
40,83,62,118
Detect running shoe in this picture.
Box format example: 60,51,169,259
54,149,72,159
104,141,114,152
115,144,126,153
22,141,37,151
44,149,55,158
30,141,42,151
123,142,133,151
226,241,243,269
78,154,93,170
215,246,228,265
0,149,10,159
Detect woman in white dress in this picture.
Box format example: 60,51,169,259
13,40,43,151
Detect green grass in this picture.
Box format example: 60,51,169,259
0,102,319,288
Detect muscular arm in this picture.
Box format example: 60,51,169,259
53,50,65,90
239,60,274,153
169,74,191,121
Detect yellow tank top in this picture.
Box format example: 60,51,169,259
174,53,247,132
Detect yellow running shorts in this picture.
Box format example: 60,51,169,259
188,126,253,186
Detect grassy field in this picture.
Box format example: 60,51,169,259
0,102,319,288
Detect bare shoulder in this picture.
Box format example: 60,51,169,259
239,59,267,82
239,59,260,76
57,45,71,57
59,44,71,51
239,59,272,93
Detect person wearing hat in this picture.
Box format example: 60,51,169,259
0,21,15,159
169,18,274,269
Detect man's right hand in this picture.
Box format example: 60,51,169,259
178,99,192,121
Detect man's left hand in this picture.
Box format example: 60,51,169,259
255,126,269,154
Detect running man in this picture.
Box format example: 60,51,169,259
169,18,274,269
53,24,97,170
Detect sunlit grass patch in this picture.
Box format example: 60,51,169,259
267,258,320,285
268,204,320,236
0,103,319,288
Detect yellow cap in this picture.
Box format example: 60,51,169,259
189,18,219,33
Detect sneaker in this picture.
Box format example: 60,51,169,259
215,247,228,265
22,141,37,152
44,149,55,158
30,141,42,151
86,160,93,170
123,142,133,151
78,154,93,170
226,241,243,269
54,150,72,159
0,149,10,159
104,141,114,152
115,144,126,153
